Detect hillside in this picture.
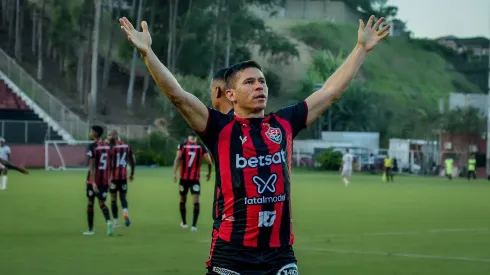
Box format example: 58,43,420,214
262,20,481,108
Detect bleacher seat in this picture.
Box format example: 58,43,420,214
0,84,62,144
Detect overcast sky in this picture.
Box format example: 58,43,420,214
387,0,490,39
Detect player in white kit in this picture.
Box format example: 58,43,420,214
341,149,354,186
0,138,11,190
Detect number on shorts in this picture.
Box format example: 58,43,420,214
187,151,196,168
116,152,127,167
98,153,108,170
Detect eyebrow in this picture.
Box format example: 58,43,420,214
243,77,265,83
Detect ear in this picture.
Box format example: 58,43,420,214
225,88,236,103
215,86,222,98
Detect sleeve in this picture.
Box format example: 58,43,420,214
177,143,182,152
87,143,95,159
274,101,308,138
6,146,11,154
197,108,232,152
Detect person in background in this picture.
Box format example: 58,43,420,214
383,155,394,182
467,154,476,181
445,156,454,180
0,138,11,190
368,153,375,174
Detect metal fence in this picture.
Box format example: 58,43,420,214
0,49,151,140
0,119,62,144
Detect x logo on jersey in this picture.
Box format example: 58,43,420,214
252,174,277,194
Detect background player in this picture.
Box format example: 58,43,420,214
172,133,212,232
0,138,11,190
383,154,394,182
210,68,233,115
467,154,476,181
108,130,135,228
84,125,113,236
341,149,354,186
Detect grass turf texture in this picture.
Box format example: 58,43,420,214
1,168,489,275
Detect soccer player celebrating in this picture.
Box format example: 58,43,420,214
84,125,113,236
107,130,135,228
173,133,212,232
0,138,11,190
120,14,389,274
210,68,233,115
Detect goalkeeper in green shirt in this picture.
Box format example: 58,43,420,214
467,154,476,181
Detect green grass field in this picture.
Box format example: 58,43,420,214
1,168,490,275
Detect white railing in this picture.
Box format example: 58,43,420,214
0,49,151,140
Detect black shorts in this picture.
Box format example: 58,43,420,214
179,179,201,196
206,231,298,275
86,184,109,201
110,179,128,194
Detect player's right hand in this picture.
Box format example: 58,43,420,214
119,17,152,56
92,183,99,194
173,174,177,184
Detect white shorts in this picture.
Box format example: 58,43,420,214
341,168,352,177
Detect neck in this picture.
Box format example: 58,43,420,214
233,108,265,119
217,102,233,114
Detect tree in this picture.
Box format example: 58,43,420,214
90,0,102,122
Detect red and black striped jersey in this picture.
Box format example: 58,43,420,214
199,101,308,249
178,141,208,180
110,140,133,180
86,141,111,185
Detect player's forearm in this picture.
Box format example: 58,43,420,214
143,48,208,133
305,44,366,125
172,160,179,175
143,48,184,103
129,155,135,176
207,164,212,175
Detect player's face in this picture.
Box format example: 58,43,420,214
89,129,95,140
227,67,267,112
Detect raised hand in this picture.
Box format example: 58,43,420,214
119,17,152,55
357,15,390,52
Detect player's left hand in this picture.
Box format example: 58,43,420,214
129,175,134,182
206,174,211,181
357,15,390,52
173,174,177,184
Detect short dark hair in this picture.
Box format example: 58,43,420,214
91,125,104,138
212,67,228,81
224,60,263,89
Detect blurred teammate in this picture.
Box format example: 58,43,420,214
84,125,113,236
173,133,212,232
384,154,394,182
210,68,233,115
0,138,11,190
341,149,354,186
108,130,135,227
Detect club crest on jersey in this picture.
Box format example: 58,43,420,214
265,126,282,144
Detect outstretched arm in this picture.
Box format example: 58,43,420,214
0,159,28,174
119,18,209,133
305,16,390,126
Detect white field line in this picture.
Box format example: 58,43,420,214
298,247,490,263
314,228,490,239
